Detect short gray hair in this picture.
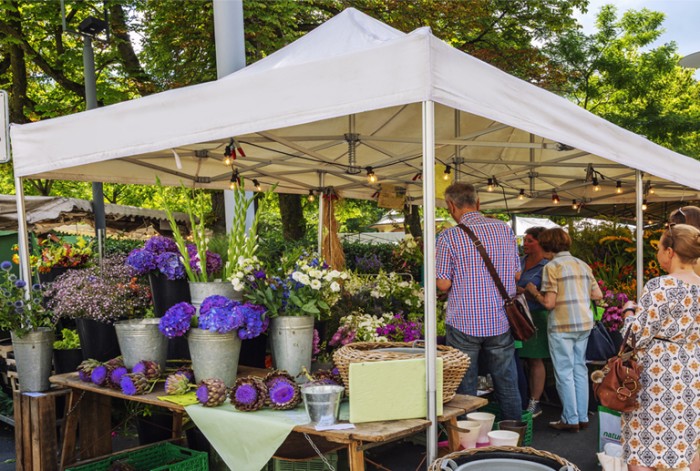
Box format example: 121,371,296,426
444,182,478,208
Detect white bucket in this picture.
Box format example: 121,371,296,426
466,412,496,445
488,430,520,447
456,420,481,449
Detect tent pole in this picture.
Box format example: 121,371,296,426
422,101,438,467
635,171,644,300
317,172,325,254
14,177,32,284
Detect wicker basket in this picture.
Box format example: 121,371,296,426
332,341,469,403
429,446,580,471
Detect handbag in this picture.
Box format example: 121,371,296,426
586,319,616,362
457,224,535,341
591,329,642,412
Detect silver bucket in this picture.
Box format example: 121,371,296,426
188,281,240,310
11,327,54,392
187,327,241,386
301,385,344,426
269,315,314,378
115,319,168,370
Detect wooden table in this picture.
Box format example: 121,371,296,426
51,371,487,471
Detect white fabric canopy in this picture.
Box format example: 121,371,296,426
9,8,700,220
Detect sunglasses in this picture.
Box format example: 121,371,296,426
665,223,676,249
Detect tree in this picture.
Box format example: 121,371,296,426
545,5,700,158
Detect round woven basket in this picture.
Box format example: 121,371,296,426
332,341,469,403
429,446,580,471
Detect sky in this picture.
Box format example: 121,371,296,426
574,0,700,60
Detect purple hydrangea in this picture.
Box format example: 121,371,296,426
200,295,234,313
198,295,243,334
156,252,186,280
126,248,157,276
186,245,222,276
233,383,258,405
159,302,196,338
144,236,179,256
237,303,268,340
91,365,109,386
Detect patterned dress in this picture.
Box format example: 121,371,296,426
621,275,700,469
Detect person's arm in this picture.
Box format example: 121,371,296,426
525,282,555,310
437,279,452,292
590,280,603,301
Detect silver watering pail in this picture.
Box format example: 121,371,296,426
187,327,241,386
188,281,239,309
114,318,168,370
269,315,314,378
301,385,344,426
11,327,54,392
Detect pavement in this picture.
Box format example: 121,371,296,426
0,401,602,471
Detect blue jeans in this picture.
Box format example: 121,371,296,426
548,330,590,425
446,325,522,420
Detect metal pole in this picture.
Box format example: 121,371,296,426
422,101,438,467
214,0,253,233
83,35,106,268
317,172,325,254
14,176,32,284
636,171,644,300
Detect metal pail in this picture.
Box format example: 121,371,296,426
11,328,54,392
269,315,314,378
301,385,344,426
187,327,241,386
115,318,168,370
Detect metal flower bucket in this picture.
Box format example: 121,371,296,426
187,328,241,386
11,327,54,392
115,318,168,370
270,315,315,378
301,385,344,426
188,281,240,310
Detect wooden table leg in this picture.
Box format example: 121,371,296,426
348,441,365,471
14,391,59,471
446,417,460,452
172,411,183,441
60,390,81,469
78,391,112,459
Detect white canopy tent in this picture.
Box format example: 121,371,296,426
10,8,700,466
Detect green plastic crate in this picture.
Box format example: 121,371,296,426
268,452,339,471
65,442,208,471
478,403,533,446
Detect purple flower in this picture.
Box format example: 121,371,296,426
0,261,11,271
91,365,109,386
110,367,128,386
126,248,157,276
199,305,244,333
121,375,138,396
156,252,185,280
233,383,258,405
269,382,295,405
144,236,179,256
195,383,209,404
78,370,91,382
237,303,268,339
159,302,196,338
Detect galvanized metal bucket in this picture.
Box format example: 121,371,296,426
115,318,168,370
269,315,314,378
187,327,241,386
188,281,240,310
11,327,54,392
301,384,344,426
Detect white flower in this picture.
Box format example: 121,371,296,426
231,279,244,291
309,269,323,279
291,271,302,282
299,274,311,285
330,281,340,292
310,279,322,290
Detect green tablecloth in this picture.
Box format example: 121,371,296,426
185,402,350,470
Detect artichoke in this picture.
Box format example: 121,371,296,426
196,378,228,407
90,364,112,387
108,366,129,389
132,360,161,380
310,369,343,387
174,366,195,382
230,377,268,412
263,370,300,410
164,373,192,396
77,359,102,382
120,373,150,396
105,356,125,369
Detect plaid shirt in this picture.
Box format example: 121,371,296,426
541,251,596,333
436,212,520,337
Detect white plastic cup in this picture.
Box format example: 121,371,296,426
487,430,520,447
466,412,496,444
456,420,482,449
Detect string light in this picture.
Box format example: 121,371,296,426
223,138,234,166
487,178,495,192
649,186,655,195
592,177,601,192
642,199,648,211
308,190,315,202
552,190,560,205
253,179,262,191
616,181,622,194
443,165,451,181
572,199,578,210
229,169,240,190
366,167,377,183
518,189,525,201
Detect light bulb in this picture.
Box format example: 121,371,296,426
592,177,600,192
642,199,648,211
615,181,622,194
253,179,261,191
308,190,315,202
443,165,451,181
518,189,525,201
552,191,560,205
366,167,377,183
487,178,494,192
223,156,232,166
572,199,578,210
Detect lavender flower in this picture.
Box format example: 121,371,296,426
159,302,196,338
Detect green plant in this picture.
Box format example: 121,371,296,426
29,235,94,274
53,328,81,350
0,261,54,336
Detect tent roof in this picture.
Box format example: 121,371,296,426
0,195,188,234
9,8,700,220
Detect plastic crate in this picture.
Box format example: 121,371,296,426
65,442,208,471
478,403,533,446
268,452,339,471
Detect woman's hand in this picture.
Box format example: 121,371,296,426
525,282,539,297
622,301,637,317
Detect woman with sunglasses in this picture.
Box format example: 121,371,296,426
620,223,700,471
670,205,700,276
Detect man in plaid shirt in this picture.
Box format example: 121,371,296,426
436,182,523,420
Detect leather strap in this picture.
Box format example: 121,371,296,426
457,223,510,302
